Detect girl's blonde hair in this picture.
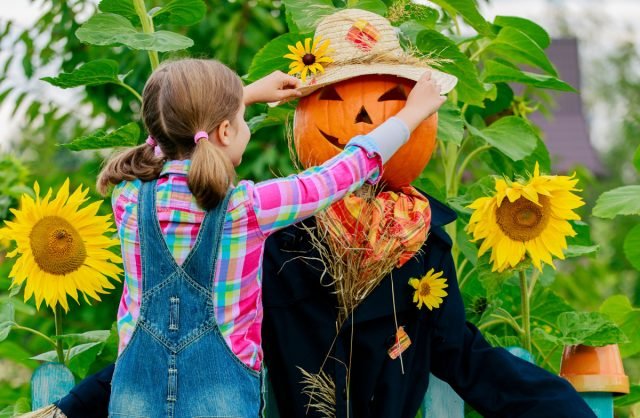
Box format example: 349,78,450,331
97,59,243,210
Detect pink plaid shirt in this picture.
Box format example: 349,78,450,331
113,138,381,370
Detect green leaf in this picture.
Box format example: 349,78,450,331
563,245,599,258
469,116,538,161
615,384,640,407
64,122,140,151
600,295,640,358
76,13,193,52
98,0,137,21
246,33,309,82
31,341,103,362
634,144,640,172
282,0,335,33
483,60,575,92
485,27,558,76
592,185,640,218
624,224,640,270
248,106,294,134
352,0,387,15
534,312,627,347
437,101,463,145
416,30,485,106
153,0,206,26
429,0,493,37
54,330,111,346
41,59,121,89
0,302,14,342
493,16,550,49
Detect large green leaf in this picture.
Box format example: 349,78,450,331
483,60,574,92
31,341,103,362
534,311,627,347
248,106,294,134
64,122,140,151
485,27,558,76
353,0,387,15
429,0,493,37
468,116,538,161
437,101,463,145
76,13,193,52
54,330,111,347
493,16,550,49
483,137,551,179
600,295,640,357
246,33,309,82
282,0,335,33
98,0,137,21
416,30,485,106
152,0,206,26
41,59,120,88
624,224,640,271
592,185,640,218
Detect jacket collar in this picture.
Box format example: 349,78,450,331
160,159,191,177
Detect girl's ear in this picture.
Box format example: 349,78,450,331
215,120,232,146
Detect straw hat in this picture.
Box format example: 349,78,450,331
294,8,458,97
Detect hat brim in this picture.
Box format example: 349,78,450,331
300,64,457,96
272,64,457,107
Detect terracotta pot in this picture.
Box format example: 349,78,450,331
559,344,629,395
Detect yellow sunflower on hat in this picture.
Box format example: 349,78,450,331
284,36,334,82
466,163,584,272
1,179,122,311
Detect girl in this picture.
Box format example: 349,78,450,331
97,58,444,417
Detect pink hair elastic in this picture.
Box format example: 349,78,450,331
194,131,209,144
145,136,157,147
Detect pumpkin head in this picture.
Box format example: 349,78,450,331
294,74,438,190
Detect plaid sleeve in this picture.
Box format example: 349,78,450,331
247,136,382,236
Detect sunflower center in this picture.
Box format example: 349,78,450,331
419,281,431,297
302,53,316,66
30,216,87,275
496,195,551,242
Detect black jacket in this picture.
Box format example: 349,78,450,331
56,196,595,418
261,196,595,418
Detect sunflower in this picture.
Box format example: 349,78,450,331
409,268,448,310
466,163,584,272
284,37,333,82
1,179,122,311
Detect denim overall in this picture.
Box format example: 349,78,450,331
109,180,262,418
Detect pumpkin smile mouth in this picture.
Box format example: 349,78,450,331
318,128,344,149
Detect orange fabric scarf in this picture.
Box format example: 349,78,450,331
322,186,432,267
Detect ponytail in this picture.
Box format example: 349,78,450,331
97,144,163,195
188,139,235,210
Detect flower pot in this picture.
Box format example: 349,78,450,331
560,344,629,418
31,362,75,410
559,344,629,395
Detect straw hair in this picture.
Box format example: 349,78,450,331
98,59,241,210
18,405,67,417
295,9,458,98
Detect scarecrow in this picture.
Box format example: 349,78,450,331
262,9,594,418
29,8,594,418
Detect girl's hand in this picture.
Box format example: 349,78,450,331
395,71,447,132
244,71,302,105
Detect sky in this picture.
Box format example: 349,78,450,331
0,0,639,150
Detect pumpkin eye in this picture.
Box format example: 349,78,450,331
318,86,343,101
378,85,407,101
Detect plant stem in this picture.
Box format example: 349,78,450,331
133,0,159,70
527,268,540,298
456,144,491,185
519,270,532,352
117,81,143,102
53,305,65,364
11,324,57,348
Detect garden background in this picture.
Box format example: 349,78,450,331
0,0,639,416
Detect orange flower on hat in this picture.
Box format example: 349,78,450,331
284,37,333,82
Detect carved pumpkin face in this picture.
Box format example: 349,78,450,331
294,74,438,190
